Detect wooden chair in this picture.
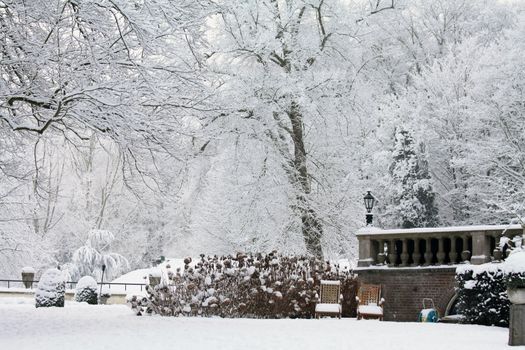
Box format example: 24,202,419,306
315,280,342,318
356,284,384,320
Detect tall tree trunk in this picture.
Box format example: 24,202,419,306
288,102,323,258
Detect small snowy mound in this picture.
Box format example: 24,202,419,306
77,275,98,290
75,276,98,305
503,251,525,290
35,268,66,308
503,250,525,274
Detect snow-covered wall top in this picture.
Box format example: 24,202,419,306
356,224,524,236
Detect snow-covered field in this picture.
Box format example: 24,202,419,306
0,298,511,350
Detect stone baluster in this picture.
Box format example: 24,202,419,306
412,239,421,267
493,235,503,261
436,237,446,265
449,236,458,264
400,239,409,267
461,236,470,262
388,240,397,267
370,240,379,265
376,239,386,265
424,238,433,266
471,231,490,264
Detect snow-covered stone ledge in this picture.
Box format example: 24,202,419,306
356,224,524,267
0,287,129,305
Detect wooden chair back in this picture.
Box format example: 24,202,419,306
357,284,381,305
319,280,341,304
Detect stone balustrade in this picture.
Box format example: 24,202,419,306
357,224,525,267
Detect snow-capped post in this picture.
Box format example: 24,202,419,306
99,264,106,304
148,267,162,287
21,266,35,289
503,237,525,346
363,191,376,226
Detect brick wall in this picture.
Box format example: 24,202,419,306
357,267,457,322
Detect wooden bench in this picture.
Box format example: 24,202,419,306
315,280,342,318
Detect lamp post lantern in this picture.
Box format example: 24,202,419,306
363,191,376,226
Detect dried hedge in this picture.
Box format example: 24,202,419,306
130,252,357,318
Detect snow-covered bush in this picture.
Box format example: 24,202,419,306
502,250,525,290
498,233,525,291
455,264,509,327
70,229,129,281
35,268,66,308
75,276,98,305
130,252,357,318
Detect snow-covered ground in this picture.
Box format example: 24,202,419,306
0,298,511,350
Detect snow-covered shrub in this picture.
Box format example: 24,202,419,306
130,252,357,318
75,276,98,305
502,244,525,289
128,294,149,316
35,268,66,308
455,264,509,327
70,229,129,281
503,249,525,289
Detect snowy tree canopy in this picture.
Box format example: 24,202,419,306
379,128,438,228
1,0,525,277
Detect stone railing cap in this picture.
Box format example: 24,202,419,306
356,224,524,236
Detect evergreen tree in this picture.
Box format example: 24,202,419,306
384,128,439,228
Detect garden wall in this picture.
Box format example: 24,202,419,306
357,267,456,322
0,289,128,304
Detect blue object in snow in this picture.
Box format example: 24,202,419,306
418,298,439,322
418,308,439,322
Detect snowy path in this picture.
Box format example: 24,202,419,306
0,299,511,350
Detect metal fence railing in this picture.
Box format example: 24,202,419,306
0,279,146,292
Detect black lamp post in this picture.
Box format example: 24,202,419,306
99,264,106,302
364,191,376,226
